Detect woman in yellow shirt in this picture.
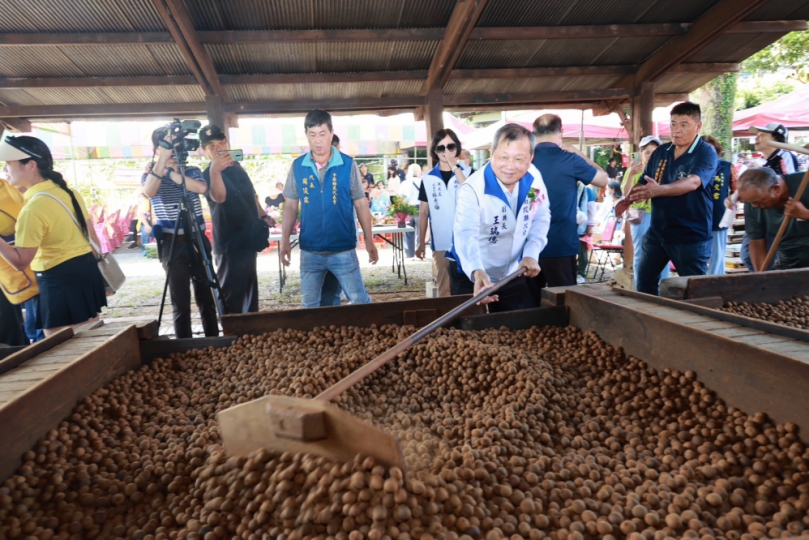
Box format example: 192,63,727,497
0,136,106,335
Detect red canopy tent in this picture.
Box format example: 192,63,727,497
733,85,809,136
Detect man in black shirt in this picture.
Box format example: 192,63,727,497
606,157,621,180
359,163,374,186
201,125,272,314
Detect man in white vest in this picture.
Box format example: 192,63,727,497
451,124,551,312
415,129,471,296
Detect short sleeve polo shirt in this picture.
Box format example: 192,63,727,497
532,143,597,257
15,180,93,271
643,136,718,245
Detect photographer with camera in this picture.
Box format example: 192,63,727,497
142,125,219,339
201,125,270,314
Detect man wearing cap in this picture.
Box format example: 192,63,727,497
737,167,809,270
359,163,374,186
280,109,378,309
753,123,799,175
620,101,718,296
529,113,609,289
737,123,800,271
200,125,272,314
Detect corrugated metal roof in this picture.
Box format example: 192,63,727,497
636,0,718,24
443,75,624,96
0,45,190,78
0,0,798,116
187,0,456,30
0,47,84,77
458,38,646,70
745,0,809,21
477,0,578,27
654,72,717,94
687,33,782,63
226,81,422,102
205,42,439,74
0,0,164,32
595,36,671,65
0,86,204,106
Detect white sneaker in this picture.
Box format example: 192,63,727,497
576,275,586,284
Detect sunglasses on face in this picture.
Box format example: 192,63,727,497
435,143,457,153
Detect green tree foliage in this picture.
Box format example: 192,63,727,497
690,72,737,160
741,30,809,83
735,79,797,110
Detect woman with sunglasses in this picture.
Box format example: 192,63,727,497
0,136,106,336
415,128,470,297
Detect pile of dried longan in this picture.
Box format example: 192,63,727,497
1,324,808,540
722,297,809,329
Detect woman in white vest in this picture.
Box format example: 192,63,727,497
415,128,471,297
452,124,551,312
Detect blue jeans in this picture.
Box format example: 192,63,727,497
23,295,44,343
320,272,343,307
301,250,371,309
140,225,151,256
630,212,669,289
708,228,728,275
637,234,711,296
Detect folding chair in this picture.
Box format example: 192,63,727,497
588,218,623,282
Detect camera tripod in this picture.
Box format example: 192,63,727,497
156,150,226,334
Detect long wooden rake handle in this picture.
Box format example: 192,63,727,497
316,267,528,402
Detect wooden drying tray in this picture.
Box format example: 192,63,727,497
566,286,809,434
0,322,145,482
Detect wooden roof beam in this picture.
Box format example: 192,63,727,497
149,0,210,95
0,21,802,46
628,0,773,86
0,64,739,89
421,0,490,94
163,0,229,101
442,88,631,107
151,0,229,101
0,90,692,119
0,103,208,118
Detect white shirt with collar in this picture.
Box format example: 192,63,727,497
453,163,551,282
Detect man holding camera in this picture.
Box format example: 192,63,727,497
201,125,271,314
142,125,219,339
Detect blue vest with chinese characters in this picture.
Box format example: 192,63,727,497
293,151,357,253
711,160,732,231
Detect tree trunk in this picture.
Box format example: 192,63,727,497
690,73,738,161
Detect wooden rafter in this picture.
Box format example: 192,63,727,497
0,21,803,46
0,64,740,89
150,0,211,96
421,0,490,94
0,89,686,118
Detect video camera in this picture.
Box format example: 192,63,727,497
158,118,201,164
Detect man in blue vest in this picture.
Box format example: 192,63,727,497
620,101,718,295
452,124,551,312
280,110,378,309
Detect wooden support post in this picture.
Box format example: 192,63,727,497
639,82,655,142
425,89,443,167
630,82,654,149
206,96,227,132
